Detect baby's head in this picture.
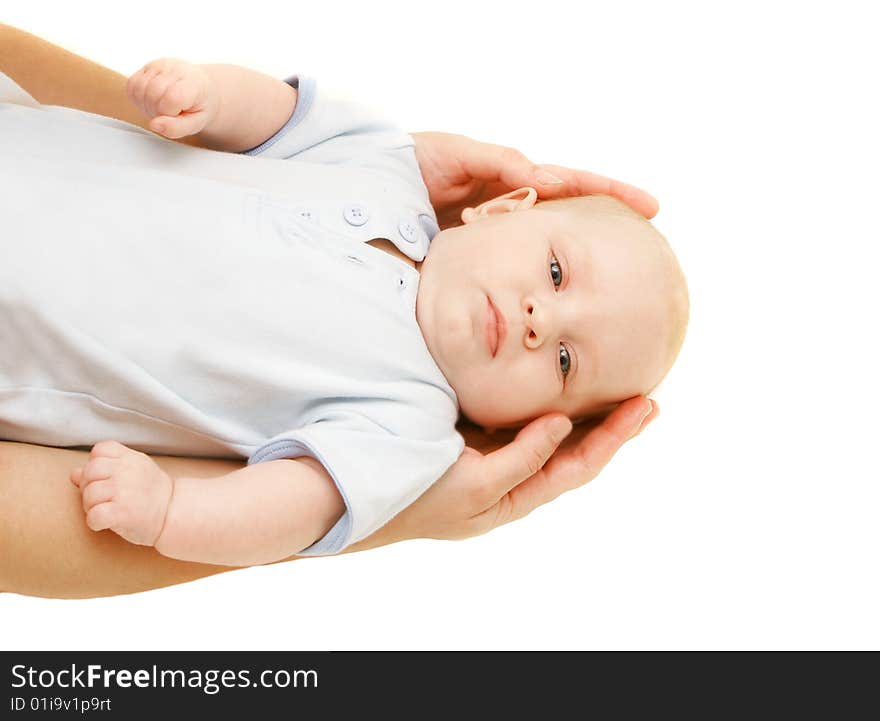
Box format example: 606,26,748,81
415,189,689,429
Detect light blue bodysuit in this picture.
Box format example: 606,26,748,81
0,72,464,555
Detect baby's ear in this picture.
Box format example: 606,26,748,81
461,187,538,224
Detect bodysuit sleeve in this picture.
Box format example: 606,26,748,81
240,75,423,184
249,412,464,556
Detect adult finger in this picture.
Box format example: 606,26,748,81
549,397,654,493
449,135,658,217
568,397,655,473
454,138,552,192
630,398,659,439
530,163,660,218
479,413,573,504
495,397,654,524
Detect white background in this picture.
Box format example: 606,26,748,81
2,0,878,650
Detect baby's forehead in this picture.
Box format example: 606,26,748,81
535,199,661,262
538,195,639,231
553,200,685,368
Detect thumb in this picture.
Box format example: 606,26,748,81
482,414,572,500
499,160,565,196
456,140,563,192
150,113,206,139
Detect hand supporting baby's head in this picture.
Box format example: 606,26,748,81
416,190,689,431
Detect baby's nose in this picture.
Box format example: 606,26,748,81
522,298,550,349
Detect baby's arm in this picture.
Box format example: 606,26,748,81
70,441,343,566
126,58,297,153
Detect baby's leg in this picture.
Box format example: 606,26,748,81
0,441,266,598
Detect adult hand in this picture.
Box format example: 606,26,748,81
349,396,658,551
411,131,659,229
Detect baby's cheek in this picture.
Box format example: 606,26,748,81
456,365,545,428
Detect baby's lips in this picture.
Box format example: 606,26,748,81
487,296,507,357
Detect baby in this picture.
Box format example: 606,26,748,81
0,59,688,565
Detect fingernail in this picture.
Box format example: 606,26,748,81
535,169,564,185
637,401,654,430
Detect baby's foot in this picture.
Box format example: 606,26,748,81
70,441,173,546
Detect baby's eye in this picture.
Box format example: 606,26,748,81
550,256,563,289
559,344,571,377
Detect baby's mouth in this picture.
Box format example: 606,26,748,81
485,296,506,358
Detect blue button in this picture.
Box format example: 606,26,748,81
398,219,420,244
343,205,369,227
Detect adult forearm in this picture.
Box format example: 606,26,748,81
0,24,207,146
0,441,243,598
0,25,141,127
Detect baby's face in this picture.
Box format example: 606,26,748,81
416,194,680,429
